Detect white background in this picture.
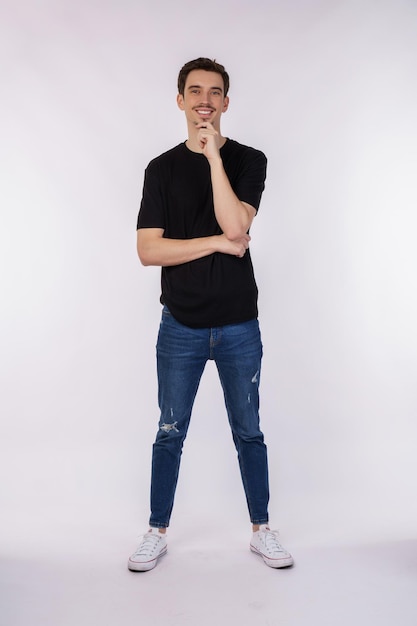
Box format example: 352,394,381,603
1,1,417,620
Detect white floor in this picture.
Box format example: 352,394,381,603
2,523,416,626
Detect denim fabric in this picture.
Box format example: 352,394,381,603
149,307,269,528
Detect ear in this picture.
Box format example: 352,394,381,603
177,93,185,110
222,95,229,113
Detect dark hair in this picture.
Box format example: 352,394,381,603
177,58,230,96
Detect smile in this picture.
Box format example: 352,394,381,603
195,109,214,117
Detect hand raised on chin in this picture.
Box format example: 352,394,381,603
195,121,221,160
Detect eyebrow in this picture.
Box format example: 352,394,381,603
187,84,223,92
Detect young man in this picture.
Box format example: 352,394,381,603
128,58,293,571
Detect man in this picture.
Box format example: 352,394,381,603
128,58,293,571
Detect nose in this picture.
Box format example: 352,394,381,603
202,90,213,103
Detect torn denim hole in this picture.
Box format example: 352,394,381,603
160,421,179,433
251,370,259,384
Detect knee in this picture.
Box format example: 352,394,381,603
232,426,265,444
154,422,186,447
159,420,180,434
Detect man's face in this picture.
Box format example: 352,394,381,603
177,69,229,130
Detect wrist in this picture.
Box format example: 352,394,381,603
207,154,223,167
212,234,222,253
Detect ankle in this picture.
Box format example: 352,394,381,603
252,523,269,532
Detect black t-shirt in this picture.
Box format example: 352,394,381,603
137,139,267,328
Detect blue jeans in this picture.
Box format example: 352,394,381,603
149,307,270,528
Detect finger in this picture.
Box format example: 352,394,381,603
195,121,215,130
196,125,217,136
197,128,213,140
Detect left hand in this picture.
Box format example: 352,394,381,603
196,122,221,160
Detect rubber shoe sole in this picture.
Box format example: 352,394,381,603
128,546,167,571
250,544,294,568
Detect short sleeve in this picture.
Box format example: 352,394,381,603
136,162,166,230
223,145,267,212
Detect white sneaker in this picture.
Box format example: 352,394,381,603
250,525,294,568
128,528,167,571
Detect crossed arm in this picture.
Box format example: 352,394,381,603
137,193,256,267
137,123,257,267
137,193,255,267
137,172,256,267
137,227,252,267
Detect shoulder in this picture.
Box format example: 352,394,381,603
146,143,186,171
222,140,267,179
223,139,267,164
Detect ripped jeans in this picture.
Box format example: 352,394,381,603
149,306,269,528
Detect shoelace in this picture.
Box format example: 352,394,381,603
133,533,163,557
261,529,286,555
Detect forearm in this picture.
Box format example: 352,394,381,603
209,157,254,240
138,233,219,267
137,229,250,267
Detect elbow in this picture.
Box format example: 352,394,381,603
138,255,153,267
223,224,249,241
137,246,152,266
223,213,252,241
137,228,164,266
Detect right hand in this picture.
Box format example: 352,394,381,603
216,233,251,258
